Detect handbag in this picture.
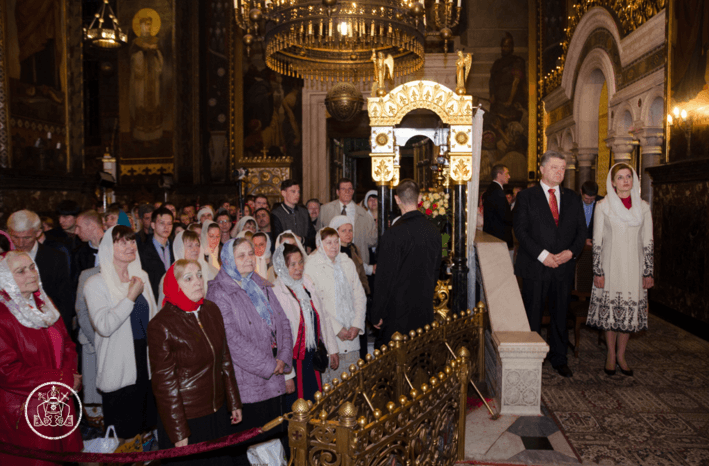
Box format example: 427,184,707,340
82,425,119,453
312,340,329,373
247,438,287,465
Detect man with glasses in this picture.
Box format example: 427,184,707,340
215,208,233,246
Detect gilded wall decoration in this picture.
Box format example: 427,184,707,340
244,167,290,197
368,80,474,127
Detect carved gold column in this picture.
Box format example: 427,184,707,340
449,125,473,313
370,128,395,238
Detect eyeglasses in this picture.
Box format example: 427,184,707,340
217,220,230,224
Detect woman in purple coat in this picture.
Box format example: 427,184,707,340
205,237,293,465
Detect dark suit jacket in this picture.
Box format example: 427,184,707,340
513,185,587,281
139,236,175,301
483,182,514,248
585,195,604,239
372,210,442,343
35,243,75,336
73,243,98,287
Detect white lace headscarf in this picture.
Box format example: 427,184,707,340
273,243,316,350
173,230,210,293
316,228,355,329
253,232,272,277
201,220,221,270
196,207,215,223
0,251,61,329
98,227,157,313
231,216,257,238
606,163,643,227
274,230,307,262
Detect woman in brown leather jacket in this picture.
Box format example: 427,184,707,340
148,259,242,465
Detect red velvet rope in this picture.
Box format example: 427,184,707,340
0,427,263,463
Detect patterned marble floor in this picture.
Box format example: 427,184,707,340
462,314,709,466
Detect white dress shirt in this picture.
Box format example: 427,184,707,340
537,181,561,264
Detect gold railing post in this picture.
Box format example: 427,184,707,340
391,331,407,399
288,399,311,466
457,346,470,461
476,302,487,381
337,402,357,466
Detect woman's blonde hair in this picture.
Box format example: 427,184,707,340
610,163,633,181
173,259,201,281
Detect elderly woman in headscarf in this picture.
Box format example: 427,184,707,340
0,251,83,466
231,215,258,239
304,228,366,385
148,260,242,465
201,220,222,272
271,243,339,406
329,216,370,295
587,163,654,377
158,230,217,307
205,238,293,463
267,230,307,283
84,225,158,440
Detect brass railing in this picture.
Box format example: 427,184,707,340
284,305,486,465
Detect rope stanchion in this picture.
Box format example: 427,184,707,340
0,427,263,464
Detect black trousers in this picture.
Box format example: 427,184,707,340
522,278,571,367
231,396,286,466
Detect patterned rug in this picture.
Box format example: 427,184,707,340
541,314,709,465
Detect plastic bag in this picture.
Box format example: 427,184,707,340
82,425,119,453
246,438,286,465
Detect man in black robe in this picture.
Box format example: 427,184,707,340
372,179,442,346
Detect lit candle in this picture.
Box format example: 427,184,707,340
458,0,461,7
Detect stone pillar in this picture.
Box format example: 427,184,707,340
632,126,664,203
605,135,636,165
576,147,597,187
302,88,329,203
563,144,578,190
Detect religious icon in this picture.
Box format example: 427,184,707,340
130,8,164,144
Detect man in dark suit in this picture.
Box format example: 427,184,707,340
514,151,587,377
7,210,75,337
580,181,604,246
139,207,175,301
483,164,514,255
372,179,442,346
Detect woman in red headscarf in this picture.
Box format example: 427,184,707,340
147,259,242,465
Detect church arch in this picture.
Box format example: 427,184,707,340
574,60,612,150
641,87,666,127
613,102,636,135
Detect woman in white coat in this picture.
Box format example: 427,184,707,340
304,227,366,385
84,225,158,439
587,163,654,377
272,243,339,406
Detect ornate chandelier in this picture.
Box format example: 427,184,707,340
234,0,461,83
84,0,128,49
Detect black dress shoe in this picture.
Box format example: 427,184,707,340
604,367,616,376
617,364,633,377
553,364,573,377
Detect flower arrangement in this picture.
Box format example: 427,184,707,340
419,189,451,227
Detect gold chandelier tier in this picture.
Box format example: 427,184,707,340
235,0,430,83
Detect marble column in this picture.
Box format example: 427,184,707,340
631,126,664,203
576,147,597,187
605,135,636,165
563,144,578,190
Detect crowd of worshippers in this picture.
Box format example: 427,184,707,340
0,177,443,465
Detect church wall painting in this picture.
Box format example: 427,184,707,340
0,0,71,173
117,0,176,184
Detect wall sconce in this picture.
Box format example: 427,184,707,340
667,106,693,157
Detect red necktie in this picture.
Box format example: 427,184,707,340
548,189,559,226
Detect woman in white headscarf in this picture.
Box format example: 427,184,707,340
0,251,83,465
201,220,222,272
271,243,339,406
267,230,307,283
157,230,217,306
329,215,370,294
252,231,272,278
230,215,257,239
587,163,654,377
303,228,366,385
84,225,158,439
